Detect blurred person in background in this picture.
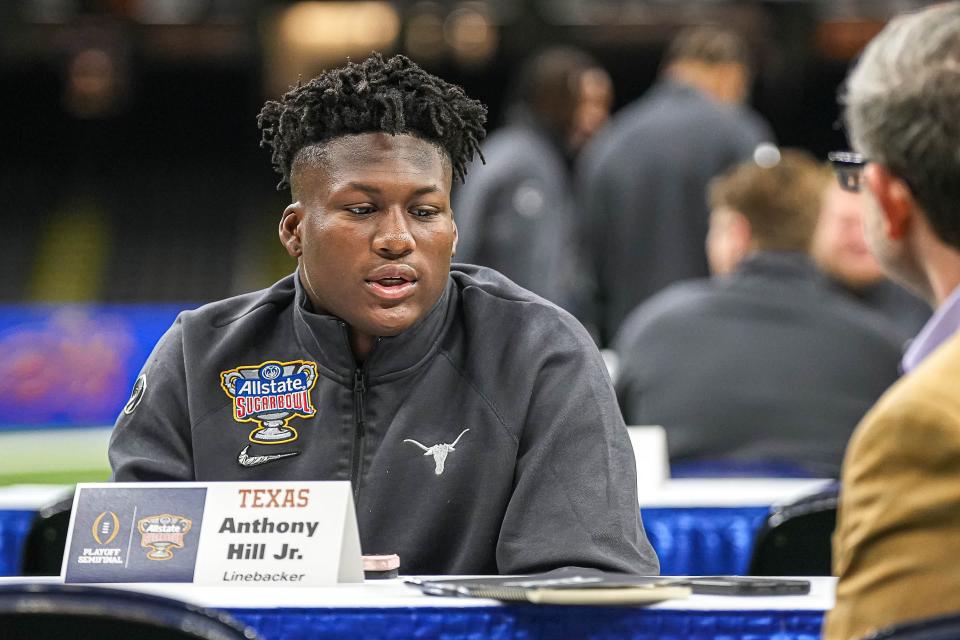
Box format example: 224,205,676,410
453,47,612,316
108,53,657,576
614,150,902,478
825,4,960,638
812,180,930,342
578,26,774,345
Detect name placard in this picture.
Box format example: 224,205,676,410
62,481,363,585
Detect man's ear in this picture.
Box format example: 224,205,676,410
864,163,914,241
731,209,754,256
451,219,458,258
715,63,748,104
279,202,304,258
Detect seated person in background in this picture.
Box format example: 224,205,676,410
614,150,903,478
825,4,960,638
812,180,930,341
453,47,611,317
108,53,658,576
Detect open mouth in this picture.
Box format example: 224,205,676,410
365,264,419,300
365,273,418,300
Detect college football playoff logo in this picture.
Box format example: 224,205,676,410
91,511,120,545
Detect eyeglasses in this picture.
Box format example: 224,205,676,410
827,151,867,192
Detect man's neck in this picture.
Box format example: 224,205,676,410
928,265,960,308
350,330,375,365
917,233,960,308
664,62,744,105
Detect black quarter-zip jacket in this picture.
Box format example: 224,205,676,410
109,265,659,575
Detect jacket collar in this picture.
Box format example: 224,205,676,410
292,269,454,386
730,251,823,283
654,79,710,104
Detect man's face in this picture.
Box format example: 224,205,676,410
282,133,456,347
811,183,884,289
714,62,749,105
568,68,613,153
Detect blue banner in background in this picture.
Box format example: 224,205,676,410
0,305,189,429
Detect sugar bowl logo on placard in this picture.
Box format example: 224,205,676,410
138,514,193,561
77,511,124,565
220,359,318,445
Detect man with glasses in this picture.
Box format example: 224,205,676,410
825,4,960,638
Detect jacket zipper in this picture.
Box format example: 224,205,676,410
351,368,367,503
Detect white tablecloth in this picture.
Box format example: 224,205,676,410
0,574,836,610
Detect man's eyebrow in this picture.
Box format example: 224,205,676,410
340,182,442,196
343,182,381,195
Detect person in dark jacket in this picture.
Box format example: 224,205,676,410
578,26,773,345
614,150,903,477
454,47,611,317
109,53,658,576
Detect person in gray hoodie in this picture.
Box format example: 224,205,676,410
453,47,612,320
109,53,658,576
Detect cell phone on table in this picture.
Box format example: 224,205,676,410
679,576,810,596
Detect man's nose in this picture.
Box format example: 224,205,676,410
374,208,415,258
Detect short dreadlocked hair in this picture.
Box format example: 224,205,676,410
258,53,487,190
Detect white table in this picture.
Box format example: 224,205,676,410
0,574,836,610
0,575,835,639
0,484,73,511
638,478,834,507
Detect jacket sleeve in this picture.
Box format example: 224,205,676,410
826,396,960,640
495,318,660,574
108,315,195,481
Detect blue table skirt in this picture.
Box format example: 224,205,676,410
641,506,770,575
229,606,824,640
0,506,771,577
0,510,36,577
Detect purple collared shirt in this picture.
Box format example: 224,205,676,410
901,284,960,373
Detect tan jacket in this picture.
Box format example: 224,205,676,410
825,331,960,640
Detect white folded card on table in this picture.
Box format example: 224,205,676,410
62,481,363,586
627,425,670,491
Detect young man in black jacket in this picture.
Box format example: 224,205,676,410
109,53,658,576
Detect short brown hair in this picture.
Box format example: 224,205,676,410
663,26,752,71
708,149,830,252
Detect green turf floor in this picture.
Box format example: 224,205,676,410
3,427,111,486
